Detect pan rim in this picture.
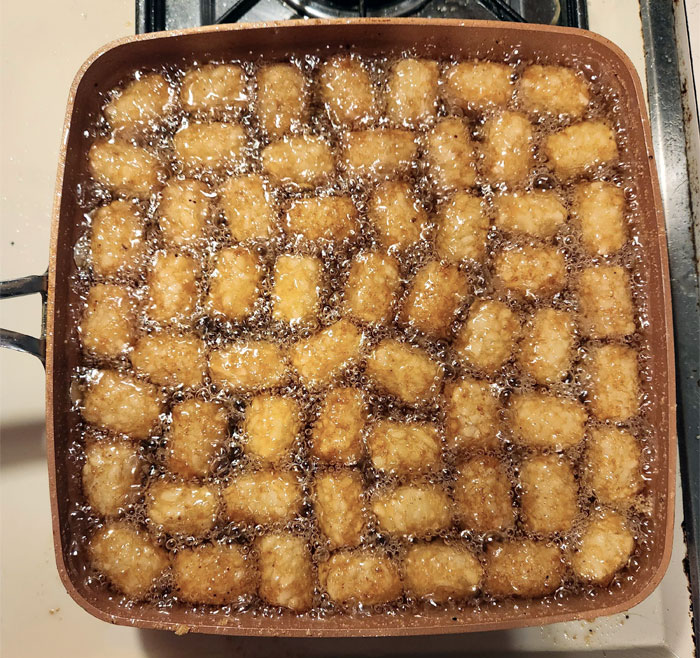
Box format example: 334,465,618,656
45,18,677,637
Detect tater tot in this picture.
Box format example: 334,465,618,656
310,387,366,464
481,111,534,187
262,135,335,188
285,195,359,242
131,331,206,388
578,265,635,338
573,181,627,255
585,427,643,504
403,541,483,602
368,181,428,251
342,129,417,178
371,484,452,537
454,455,514,533
167,398,228,479
365,338,443,405
318,55,376,126
173,542,256,604
207,246,263,321
89,522,169,599
434,191,489,263
145,251,200,325
272,255,322,325
257,533,314,611
219,174,277,242
344,251,401,325
426,118,477,190
319,549,402,606
256,63,307,138
493,190,567,239
586,344,640,422
544,120,618,179
209,340,287,391
90,200,146,278
146,479,219,535
484,539,564,598
454,300,520,373
314,469,365,549
519,454,578,534
571,511,635,585
173,121,246,172
494,246,567,299
83,370,163,439
444,377,500,451
180,63,247,115
519,65,590,118
444,60,514,111
83,439,141,516
89,139,162,197
509,391,586,450
288,319,363,387
80,283,136,360
386,58,439,127
104,73,173,133
517,308,576,385
157,178,212,246
223,469,302,525
243,394,300,464
400,261,468,337
367,421,442,475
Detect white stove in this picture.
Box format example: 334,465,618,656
1,1,697,656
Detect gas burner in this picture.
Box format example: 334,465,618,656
282,0,430,19
137,0,586,33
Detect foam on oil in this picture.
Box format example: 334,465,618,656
67,49,656,619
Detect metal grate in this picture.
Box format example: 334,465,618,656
137,0,588,33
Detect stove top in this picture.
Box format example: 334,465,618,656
137,0,586,32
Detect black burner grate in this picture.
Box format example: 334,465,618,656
137,0,587,33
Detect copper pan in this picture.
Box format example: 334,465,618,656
0,18,676,637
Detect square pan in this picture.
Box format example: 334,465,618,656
45,18,676,637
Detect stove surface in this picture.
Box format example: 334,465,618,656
1,0,696,656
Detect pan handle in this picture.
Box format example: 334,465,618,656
0,272,48,366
